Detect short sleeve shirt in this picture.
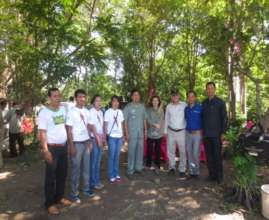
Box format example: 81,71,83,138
123,103,146,138
66,107,90,142
88,108,104,136
104,108,124,138
38,106,67,144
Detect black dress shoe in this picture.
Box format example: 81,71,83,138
168,169,175,176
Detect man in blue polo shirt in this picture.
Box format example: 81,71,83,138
185,91,202,178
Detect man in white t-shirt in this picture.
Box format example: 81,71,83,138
164,89,187,178
66,89,93,203
88,95,105,190
104,95,124,183
38,88,71,215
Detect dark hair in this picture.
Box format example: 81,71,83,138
206,82,216,88
91,94,101,104
187,90,197,97
131,89,140,96
171,89,179,96
48,88,59,97
111,95,120,103
0,99,7,107
150,95,161,107
69,96,74,102
74,89,86,98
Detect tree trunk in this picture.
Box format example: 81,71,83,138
227,46,236,122
255,81,262,121
239,73,246,115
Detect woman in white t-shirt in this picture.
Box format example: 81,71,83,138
104,95,124,183
88,95,105,190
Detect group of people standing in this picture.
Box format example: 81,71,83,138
37,81,227,215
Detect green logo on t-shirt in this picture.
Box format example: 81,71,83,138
53,115,65,125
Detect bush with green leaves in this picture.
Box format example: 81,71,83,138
232,154,258,210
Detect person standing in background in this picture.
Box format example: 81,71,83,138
4,103,25,157
202,82,228,184
0,99,7,168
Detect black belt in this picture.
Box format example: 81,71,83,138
73,139,91,144
168,126,185,132
48,143,65,147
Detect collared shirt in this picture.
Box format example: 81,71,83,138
185,103,202,132
202,96,228,137
164,102,187,134
4,109,24,134
123,103,146,139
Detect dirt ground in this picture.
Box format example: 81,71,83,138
0,146,267,220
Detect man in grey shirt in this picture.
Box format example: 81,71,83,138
164,90,187,177
124,89,147,176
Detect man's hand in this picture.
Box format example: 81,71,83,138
43,150,53,164
154,123,161,129
69,144,76,157
221,134,225,143
96,135,102,147
124,133,129,142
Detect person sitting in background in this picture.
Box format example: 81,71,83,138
4,102,25,157
146,95,164,174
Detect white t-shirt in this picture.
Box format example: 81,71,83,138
88,108,104,136
38,106,67,144
104,108,124,138
66,106,90,142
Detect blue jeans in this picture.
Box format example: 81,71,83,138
90,139,103,188
70,142,90,200
186,131,201,175
108,137,122,179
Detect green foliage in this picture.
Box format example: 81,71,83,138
232,154,258,202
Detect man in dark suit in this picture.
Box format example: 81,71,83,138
202,82,228,184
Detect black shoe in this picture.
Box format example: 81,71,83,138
216,178,223,184
188,174,199,180
177,172,187,180
126,173,134,180
168,169,175,176
205,176,216,182
135,170,144,176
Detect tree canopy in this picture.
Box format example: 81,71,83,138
0,0,269,121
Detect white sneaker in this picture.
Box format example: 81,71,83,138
110,178,116,183
74,198,81,204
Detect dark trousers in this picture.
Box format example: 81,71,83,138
9,132,24,156
45,146,68,208
204,137,223,181
146,138,161,168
